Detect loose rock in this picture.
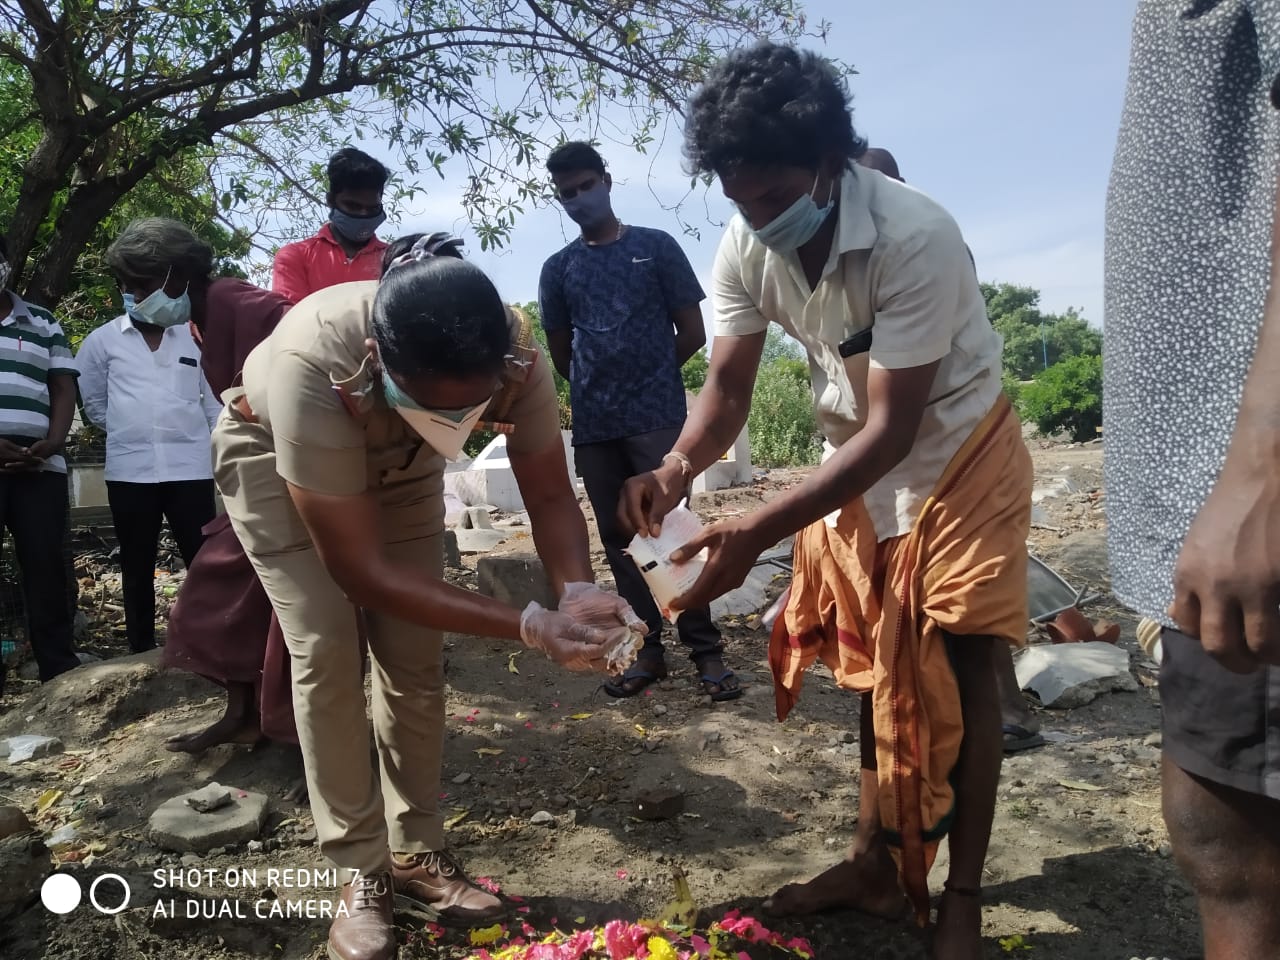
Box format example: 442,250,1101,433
0,806,33,841
530,811,555,826
184,783,233,814
634,788,685,821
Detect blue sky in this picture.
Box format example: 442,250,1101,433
381,0,1140,330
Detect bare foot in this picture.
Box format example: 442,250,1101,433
763,841,907,919
932,888,983,960
165,720,263,754
282,777,309,805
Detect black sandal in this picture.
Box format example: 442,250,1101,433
602,658,668,698
695,658,744,702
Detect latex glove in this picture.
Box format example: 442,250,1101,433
559,581,647,634
519,602,611,672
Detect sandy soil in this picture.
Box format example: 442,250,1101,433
0,440,1201,960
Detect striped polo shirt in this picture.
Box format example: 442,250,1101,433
0,290,78,474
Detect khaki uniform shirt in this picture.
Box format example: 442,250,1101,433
712,166,1003,541
228,281,560,544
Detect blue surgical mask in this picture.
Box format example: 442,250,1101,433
123,280,191,329
749,173,836,252
560,182,613,229
330,208,386,244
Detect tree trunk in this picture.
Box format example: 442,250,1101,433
9,125,85,290
23,160,156,308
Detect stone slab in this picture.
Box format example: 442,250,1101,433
455,528,511,555
149,787,269,854
477,555,556,610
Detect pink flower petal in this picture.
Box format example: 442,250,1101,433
615,869,628,880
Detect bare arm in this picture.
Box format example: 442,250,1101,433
729,360,940,547
667,359,940,609
545,327,572,382
618,332,765,536
509,438,594,593
1170,170,1280,670
286,483,522,641
674,332,764,470
671,304,707,366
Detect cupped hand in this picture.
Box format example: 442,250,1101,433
558,581,646,633
519,602,611,672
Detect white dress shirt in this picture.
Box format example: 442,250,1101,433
75,315,223,483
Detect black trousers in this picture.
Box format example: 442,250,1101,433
0,471,80,682
574,426,723,665
107,479,216,653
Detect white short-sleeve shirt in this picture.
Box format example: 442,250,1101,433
712,165,1003,540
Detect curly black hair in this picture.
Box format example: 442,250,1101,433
683,42,867,176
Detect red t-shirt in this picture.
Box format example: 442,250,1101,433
201,278,292,397
270,223,388,304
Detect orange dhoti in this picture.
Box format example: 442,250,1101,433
768,397,1032,922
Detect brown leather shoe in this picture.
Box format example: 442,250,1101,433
391,850,507,925
327,871,396,960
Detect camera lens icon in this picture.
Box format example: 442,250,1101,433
41,873,132,915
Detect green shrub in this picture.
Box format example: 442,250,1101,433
748,359,822,467
1019,354,1103,442
1001,369,1022,409
682,349,709,393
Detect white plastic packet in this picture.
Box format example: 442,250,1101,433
602,626,644,673
624,504,707,624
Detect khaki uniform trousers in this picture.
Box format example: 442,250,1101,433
212,401,446,875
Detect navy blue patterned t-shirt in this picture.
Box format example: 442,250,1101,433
538,226,704,445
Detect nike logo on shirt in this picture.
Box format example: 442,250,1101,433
632,257,652,263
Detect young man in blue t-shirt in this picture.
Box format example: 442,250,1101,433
537,142,739,701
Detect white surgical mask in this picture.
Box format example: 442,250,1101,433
748,172,836,252
381,370,490,460
124,270,191,329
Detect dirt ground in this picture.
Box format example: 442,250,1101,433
0,439,1201,960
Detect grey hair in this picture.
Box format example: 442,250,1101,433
105,218,214,282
